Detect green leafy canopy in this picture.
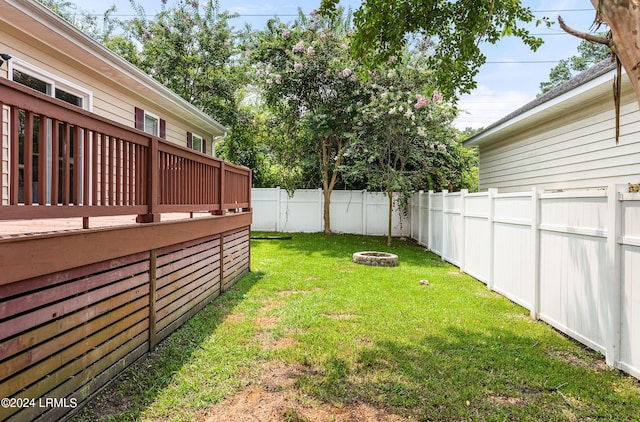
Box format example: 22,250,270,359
321,0,548,101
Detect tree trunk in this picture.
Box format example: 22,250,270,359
323,187,332,235
591,0,640,106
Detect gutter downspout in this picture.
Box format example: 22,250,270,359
211,131,228,156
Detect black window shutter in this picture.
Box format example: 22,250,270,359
187,132,193,149
134,107,144,130
160,119,166,139
203,138,207,154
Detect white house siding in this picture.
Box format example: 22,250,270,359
478,87,640,192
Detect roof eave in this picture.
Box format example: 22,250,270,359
463,60,618,148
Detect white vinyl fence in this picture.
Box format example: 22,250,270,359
410,185,640,380
251,188,409,236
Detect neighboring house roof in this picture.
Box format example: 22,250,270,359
464,59,619,147
1,0,229,136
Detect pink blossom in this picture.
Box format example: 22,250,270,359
282,29,290,39
292,42,305,53
294,62,303,71
414,94,430,109
342,68,353,78
310,10,319,17
432,91,443,102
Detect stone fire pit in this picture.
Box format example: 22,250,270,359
352,251,398,267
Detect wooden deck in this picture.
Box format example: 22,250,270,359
0,212,213,237
0,77,253,421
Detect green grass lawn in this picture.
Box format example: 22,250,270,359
75,233,640,421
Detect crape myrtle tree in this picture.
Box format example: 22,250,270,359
126,0,244,130
125,0,285,173
345,52,460,246
248,10,367,234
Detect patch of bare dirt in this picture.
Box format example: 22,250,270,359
486,393,526,407
255,332,298,351
255,314,280,330
225,311,245,324
198,362,407,422
547,350,608,372
324,313,358,320
277,288,323,297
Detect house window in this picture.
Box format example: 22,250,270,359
144,112,159,136
192,134,203,152
12,70,50,95
9,61,92,205
135,107,166,139
11,65,90,109
55,88,83,108
187,132,207,154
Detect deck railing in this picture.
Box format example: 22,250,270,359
0,77,251,224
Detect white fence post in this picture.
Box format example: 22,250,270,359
362,190,367,235
441,190,448,261
428,190,434,251
418,191,424,246
531,187,541,319
460,189,468,273
487,188,498,291
605,184,625,367
318,188,323,232
276,187,281,232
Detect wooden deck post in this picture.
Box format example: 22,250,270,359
243,168,253,212
212,161,225,215
137,137,160,223
149,249,159,350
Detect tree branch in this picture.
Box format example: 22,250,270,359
558,16,611,46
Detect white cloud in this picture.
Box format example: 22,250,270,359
453,86,533,130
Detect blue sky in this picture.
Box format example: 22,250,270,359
70,0,602,129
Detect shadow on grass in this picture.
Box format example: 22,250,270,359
295,325,638,421
71,271,264,422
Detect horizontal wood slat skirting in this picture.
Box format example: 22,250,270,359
0,220,251,422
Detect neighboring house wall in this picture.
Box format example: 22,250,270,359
466,61,640,192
